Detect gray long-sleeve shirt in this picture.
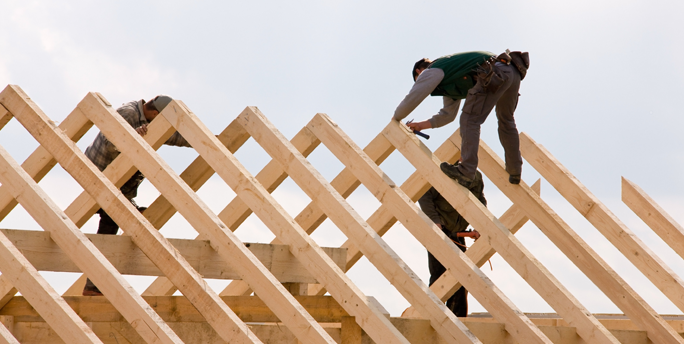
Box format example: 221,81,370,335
393,68,461,128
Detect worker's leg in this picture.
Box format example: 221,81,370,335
495,64,523,177
458,66,514,179
446,287,468,317
84,171,145,296
427,251,446,286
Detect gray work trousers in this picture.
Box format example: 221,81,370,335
457,63,523,179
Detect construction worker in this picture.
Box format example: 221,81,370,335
393,51,529,186
82,95,190,296
418,169,486,317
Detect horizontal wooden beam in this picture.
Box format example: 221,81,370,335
0,295,353,323
1,229,346,282
5,317,668,344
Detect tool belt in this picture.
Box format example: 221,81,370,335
496,50,530,80
475,57,506,93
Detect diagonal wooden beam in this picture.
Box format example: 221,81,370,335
78,94,339,344
382,120,621,344
157,101,411,344
520,133,684,313
0,106,93,300
444,128,682,343
412,179,541,308
307,113,552,344
0,231,103,343
0,314,18,344
621,177,684,261
144,125,321,296
238,108,483,344
1,85,265,344
219,131,394,297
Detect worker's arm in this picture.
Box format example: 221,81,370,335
393,68,444,122
427,97,461,129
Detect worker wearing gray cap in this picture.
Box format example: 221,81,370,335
83,95,190,296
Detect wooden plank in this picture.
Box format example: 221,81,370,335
8,321,344,344
0,126,188,344
418,179,541,306
520,133,684,313
382,120,621,344
622,177,684,261
238,109,482,344
155,100,410,344
1,229,346,281
146,125,321,297
78,94,338,344
0,106,93,300
2,86,265,344
0,229,103,343
220,130,393,297
0,104,11,131
0,316,18,344
308,113,552,344
441,127,682,343
1,295,349,323
0,278,16,310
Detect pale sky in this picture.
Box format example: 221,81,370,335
0,0,683,318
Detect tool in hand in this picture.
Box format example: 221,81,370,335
406,119,430,140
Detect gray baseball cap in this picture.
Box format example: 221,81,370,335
151,95,173,112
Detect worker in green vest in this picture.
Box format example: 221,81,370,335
393,51,529,186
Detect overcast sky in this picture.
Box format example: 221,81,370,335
1,0,683,319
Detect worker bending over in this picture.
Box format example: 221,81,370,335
393,50,529,186
418,170,486,317
83,95,191,296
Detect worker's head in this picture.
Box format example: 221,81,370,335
143,95,173,121
412,58,432,82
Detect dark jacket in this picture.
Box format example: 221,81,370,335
418,171,486,240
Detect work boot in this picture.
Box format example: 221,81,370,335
509,174,521,184
440,162,473,187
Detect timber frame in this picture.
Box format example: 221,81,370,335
0,84,681,343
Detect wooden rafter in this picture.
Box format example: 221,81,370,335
0,83,681,343
382,120,621,344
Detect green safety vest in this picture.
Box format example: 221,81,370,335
429,51,494,100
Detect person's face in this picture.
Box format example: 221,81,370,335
143,98,160,121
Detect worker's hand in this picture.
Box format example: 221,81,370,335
135,124,148,136
471,230,481,241
407,120,431,131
